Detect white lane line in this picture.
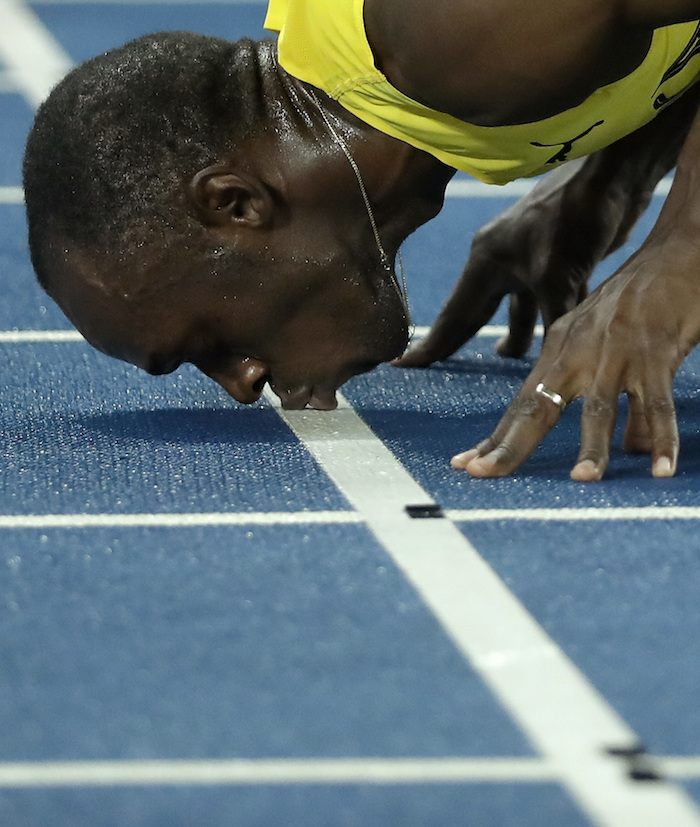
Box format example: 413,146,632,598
0,326,518,343
1,753,698,789
445,176,672,199
0,0,72,108
446,179,539,198
0,757,555,787
2,509,696,529
0,330,83,342
448,507,700,522
267,389,700,827
3,507,698,531
411,324,543,340
663,758,700,779
0,186,24,204
0,181,671,203
0,512,362,529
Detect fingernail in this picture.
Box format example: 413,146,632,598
570,459,602,482
653,456,674,477
451,448,480,469
462,454,500,478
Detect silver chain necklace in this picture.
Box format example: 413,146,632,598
308,89,413,330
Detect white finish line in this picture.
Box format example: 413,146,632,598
0,757,555,787
267,389,700,827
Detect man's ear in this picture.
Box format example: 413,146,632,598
188,165,274,228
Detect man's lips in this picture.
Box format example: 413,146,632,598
276,385,338,410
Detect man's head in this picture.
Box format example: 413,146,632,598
24,31,446,408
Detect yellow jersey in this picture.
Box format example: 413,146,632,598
265,0,700,184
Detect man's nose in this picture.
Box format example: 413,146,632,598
207,357,270,404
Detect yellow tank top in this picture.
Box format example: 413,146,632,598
265,0,700,184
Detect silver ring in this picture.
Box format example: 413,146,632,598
535,382,566,412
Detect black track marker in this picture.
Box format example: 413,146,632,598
405,504,444,519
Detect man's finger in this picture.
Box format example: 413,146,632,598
539,274,588,332
393,315,479,366
394,308,501,367
641,376,679,477
621,392,652,454
455,384,565,477
394,266,515,367
623,368,679,475
570,380,620,482
495,291,538,358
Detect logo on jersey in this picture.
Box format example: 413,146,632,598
528,24,700,164
654,21,700,109
530,120,604,164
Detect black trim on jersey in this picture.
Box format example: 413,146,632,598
528,24,700,165
652,23,700,109
530,120,605,164
656,22,700,92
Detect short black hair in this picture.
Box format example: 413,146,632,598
23,31,272,293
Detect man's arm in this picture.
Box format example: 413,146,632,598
622,0,700,24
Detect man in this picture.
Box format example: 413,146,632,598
22,0,700,481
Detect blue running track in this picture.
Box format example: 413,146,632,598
2,2,700,825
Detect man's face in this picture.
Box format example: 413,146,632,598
53,228,410,411
48,118,449,409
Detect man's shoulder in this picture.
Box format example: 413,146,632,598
365,0,620,126
364,0,657,126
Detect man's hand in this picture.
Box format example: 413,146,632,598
451,242,700,480
452,91,700,480
396,157,639,365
